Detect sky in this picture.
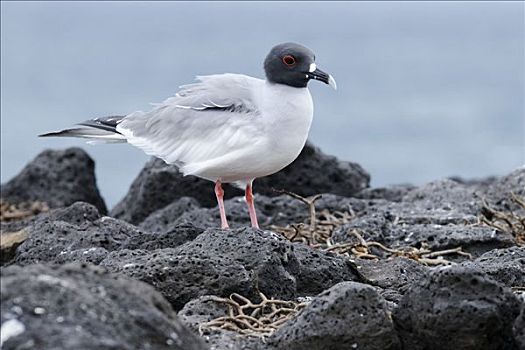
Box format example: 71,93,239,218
1,1,524,207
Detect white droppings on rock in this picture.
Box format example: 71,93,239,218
33,307,46,315
36,274,74,289
169,331,182,345
83,247,98,254
0,319,26,347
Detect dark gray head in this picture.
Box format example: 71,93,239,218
264,42,336,89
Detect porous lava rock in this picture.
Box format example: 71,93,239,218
0,263,206,350
100,228,365,310
1,148,107,213
268,281,401,350
393,265,521,350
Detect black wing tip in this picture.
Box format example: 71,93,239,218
38,130,75,137
39,131,59,137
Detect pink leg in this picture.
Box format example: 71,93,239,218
245,182,259,229
214,180,229,229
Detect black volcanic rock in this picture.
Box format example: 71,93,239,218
332,217,514,258
356,184,416,202
173,193,368,230
138,197,201,233
110,141,370,225
401,178,481,215
100,228,366,310
268,281,401,350
481,167,525,211
292,243,368,296
121,223,205,250
393,265,521,350
3,202,204,268
254,141,370,197
332,179,516,258
3,147,525,349
0,148,107,214
514,306,525,350
1,200,101,235
461,246,525,288
0,263,206,350
171,195,300,229
4,202,142,266
355,257,429,294
109,157,239,225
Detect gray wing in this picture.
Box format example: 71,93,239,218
166,74,260,112
116,74,265,171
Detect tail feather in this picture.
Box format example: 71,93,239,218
39,116,127,143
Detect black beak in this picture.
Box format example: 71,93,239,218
307,68,337,90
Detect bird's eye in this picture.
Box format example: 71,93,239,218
282,55,296,66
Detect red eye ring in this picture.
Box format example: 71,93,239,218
282,55,296,66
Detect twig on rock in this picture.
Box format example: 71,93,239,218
271,209,353,246
271,190,354,246
0,200,49,222
480,193,525,245
198,291,307,339
271,190,472,266
273,189,322,230
331,229,473,265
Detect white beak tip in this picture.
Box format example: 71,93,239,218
328,75,337,90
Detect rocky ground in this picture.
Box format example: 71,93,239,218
1,143,524,350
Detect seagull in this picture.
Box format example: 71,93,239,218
40,42,337,229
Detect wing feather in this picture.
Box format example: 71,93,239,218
116,74,265,175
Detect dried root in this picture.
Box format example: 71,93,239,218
324,229,472,265
198,291,307,339
480,193,525,245
271,190,472,266
270,190,354,246
0,200,49,222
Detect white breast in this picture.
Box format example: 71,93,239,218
255,82,314,172
204,82,314,183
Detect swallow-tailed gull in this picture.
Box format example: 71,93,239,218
40,42,337,229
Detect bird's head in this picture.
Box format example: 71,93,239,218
264,42,337,90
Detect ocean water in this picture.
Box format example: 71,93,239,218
1,2,523,208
